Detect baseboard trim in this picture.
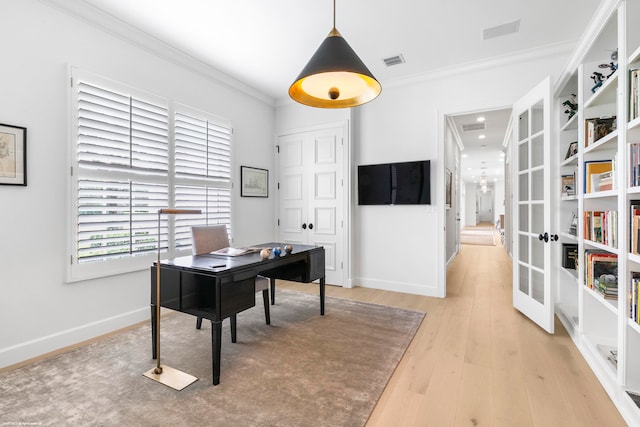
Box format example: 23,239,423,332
355,277,440,297
0,307,149,370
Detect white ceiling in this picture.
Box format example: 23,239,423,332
61,0,602,184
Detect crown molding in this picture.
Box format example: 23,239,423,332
39,0,275,107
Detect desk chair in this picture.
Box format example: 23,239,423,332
191,225,271,332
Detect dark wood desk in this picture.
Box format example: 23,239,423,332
150,242,325,385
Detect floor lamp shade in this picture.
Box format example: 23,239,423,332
289,28,381,108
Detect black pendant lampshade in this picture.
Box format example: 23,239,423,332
289,4,381,108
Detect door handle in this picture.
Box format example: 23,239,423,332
308,223,313,230
538,232,549,243
550,234,559,242
302,223,307,230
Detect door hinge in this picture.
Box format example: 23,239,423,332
341,261,343,269
70,166,74,176
70,255,74,265
70,76,74,87
276,145,280,153
277,219,280,226
277,182,280,190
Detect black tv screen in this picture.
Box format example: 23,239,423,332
357,160,431,205
357,164,392,205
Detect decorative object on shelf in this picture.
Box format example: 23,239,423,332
260,248,271,260
590,71,604,93
567,211,578,236
272,247,282,257
0,123,27,186
143,208,201,391
288,0,381,108
598,49,618,79
284,244,293,254
564,141,578,160
562,94,578,121
241,166,269,198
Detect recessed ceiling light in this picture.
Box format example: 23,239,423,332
479,134,486,139
462,153,468,158
481,144,486,148
477,116,485,122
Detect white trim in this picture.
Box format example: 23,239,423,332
355,277,439,297
40,0,274,106
0,307,148,369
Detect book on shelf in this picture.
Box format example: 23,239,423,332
598,170,613,191
631,143,640,187
583,210,618,247
562,243,578,269
584,250,618,299
584,116,616,147
561,174,575,196
630,272,640,324
630,200,640,254
583,160,612,193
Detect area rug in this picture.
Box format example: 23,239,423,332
460,228,496,246
0,290,424,427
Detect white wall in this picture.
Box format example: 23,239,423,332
277,50,571,297
0,1,275,368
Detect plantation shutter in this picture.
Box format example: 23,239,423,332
174,111,232,249
75,80,169,263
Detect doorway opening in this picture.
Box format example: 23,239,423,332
444,107,512,293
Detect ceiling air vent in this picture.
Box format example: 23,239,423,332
482,19,520,40
462,123,486,132
383,54,405,67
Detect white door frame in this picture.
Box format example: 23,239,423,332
275,120,351,288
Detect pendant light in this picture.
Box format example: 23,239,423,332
289,0,381,108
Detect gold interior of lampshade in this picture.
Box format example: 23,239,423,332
289,28,381,108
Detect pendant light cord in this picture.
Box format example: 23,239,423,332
333,0,336,29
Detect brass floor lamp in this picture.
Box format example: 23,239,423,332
143,208,201,390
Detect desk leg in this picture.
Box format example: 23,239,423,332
320,277,325,316
270,277,276,305
150,304,157,359
211,320,222,385
230,314,237,343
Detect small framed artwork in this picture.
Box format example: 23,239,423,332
0,123,27,186
241,166,268,197
564,141,578,160
445,168,452,209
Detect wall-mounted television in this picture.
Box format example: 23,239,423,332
358,160,431,205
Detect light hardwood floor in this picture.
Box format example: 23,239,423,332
278,233,628,427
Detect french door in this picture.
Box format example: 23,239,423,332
511,77,556,333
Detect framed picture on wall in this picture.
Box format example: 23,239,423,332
445,168,452,209
240,166,268,197
0,123,27,186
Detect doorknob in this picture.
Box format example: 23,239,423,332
550,234,559,242
308,223,314,230
302,223,307,230
538,232,549,242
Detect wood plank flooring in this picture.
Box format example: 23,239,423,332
278,233,627,427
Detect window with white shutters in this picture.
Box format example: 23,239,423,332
68,69,232,282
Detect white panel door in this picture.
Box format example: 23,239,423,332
278,126,345,286
511,76,555,334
